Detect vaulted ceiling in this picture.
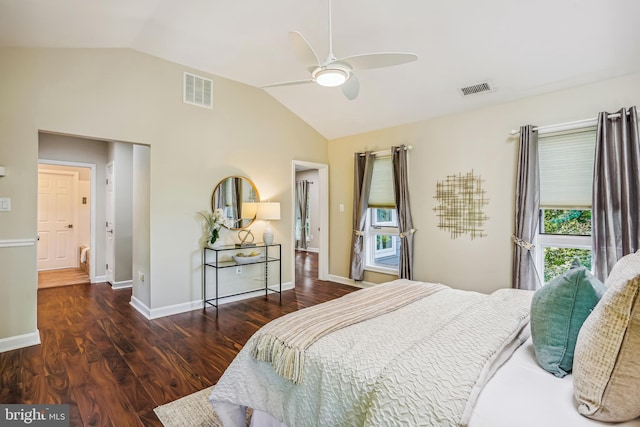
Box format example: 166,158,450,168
1,0,639,139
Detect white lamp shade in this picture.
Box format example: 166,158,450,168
256,202,280,221
241,202,258,219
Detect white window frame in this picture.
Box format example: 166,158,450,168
534,123,596,280
364,208,399,275
535,230,592,280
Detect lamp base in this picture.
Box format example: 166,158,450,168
263,221,274,245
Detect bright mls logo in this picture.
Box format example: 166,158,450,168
1,405,69,426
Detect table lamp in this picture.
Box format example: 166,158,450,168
256,202,280,245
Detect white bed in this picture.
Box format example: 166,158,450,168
209,279,640,427
244,337,640,427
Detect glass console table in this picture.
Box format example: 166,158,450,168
202,243,281,310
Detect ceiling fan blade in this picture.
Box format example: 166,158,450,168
289,31,320,68
339,52,418,70
262,79,314,88
342,72,359,100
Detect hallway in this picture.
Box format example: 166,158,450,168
295,250,319,288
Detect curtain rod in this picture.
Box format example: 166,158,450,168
296,180,314,184
509,111,630,136
358,145,413,157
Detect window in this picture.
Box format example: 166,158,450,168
535,129,596,282
366,208,400,270
365,156,399,273
538,209,592,282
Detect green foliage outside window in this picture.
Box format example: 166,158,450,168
543,247,592,282
542,209,592,282
376,209,392,223
542,209,591,235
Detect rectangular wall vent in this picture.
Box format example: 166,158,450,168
459,81,493,97
184,72,213,108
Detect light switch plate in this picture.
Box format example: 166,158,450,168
0,198,10,212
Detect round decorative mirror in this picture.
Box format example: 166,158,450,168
211,176,260,230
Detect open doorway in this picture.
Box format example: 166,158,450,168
37,131,142,292
37,161,94,289
292,161,329,287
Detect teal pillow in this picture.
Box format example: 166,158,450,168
530,260,606,377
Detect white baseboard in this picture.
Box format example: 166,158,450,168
0,330,41,353
295,247,319,253
130,295,201,320
92,274,107,284
110,279,132,289
326,274,374,288
130,281,294,320
130,296,153,319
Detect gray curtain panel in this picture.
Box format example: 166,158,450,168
513,125,541,290
296,180,309,249
231,177,241,227
592,106,640,281
349,152,374,281
392,145,416,280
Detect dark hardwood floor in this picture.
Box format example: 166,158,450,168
0,251,356,426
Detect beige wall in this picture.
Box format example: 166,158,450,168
108,141,134,285
328,72,640,294
0,48,328,343
132,145,151,307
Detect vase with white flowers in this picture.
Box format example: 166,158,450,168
199,208,232,247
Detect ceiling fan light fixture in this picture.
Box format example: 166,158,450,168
314,68,348,87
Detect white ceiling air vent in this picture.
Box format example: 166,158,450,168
184,72,213,108
459,81,494,97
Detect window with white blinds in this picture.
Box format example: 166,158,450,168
364,154,399,273
538,129,597,208
368,156,395,208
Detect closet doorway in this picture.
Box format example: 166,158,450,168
292,161,329,286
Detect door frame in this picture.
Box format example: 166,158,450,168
38,159,97,283
292,160,329,282
105,161,114,285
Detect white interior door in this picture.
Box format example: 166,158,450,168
106,162,115,284
37,170,78,270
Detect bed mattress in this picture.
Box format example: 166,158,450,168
248,337,640,427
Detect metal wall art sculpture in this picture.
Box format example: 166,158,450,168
433,170,489,239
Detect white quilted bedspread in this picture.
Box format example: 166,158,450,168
210,282,532,427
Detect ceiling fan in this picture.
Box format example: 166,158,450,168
262,0,418,100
